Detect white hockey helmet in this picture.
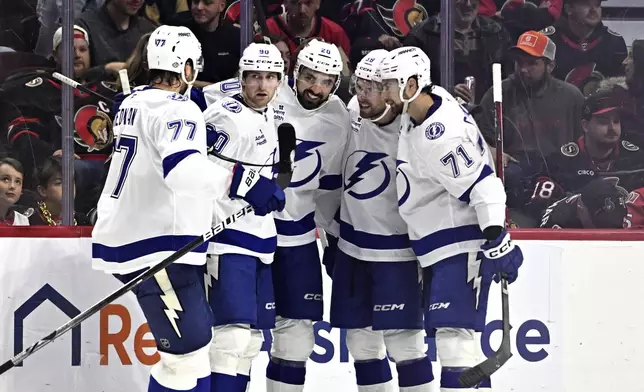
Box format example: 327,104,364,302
293,39,343,93
379,46,431,104
354,49,390,82
147,25,203,88
239,43,285,78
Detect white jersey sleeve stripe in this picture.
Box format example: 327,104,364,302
458,164,494,203
162,149,199,178
211,229,277,255
410,224,484,259
93,235,208,263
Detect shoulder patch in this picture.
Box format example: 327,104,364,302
607,28,622,37
425,122,445,140
350,117,362,133
25,77,43,87
101,81,118,92
222,100,242,113
561,142,579,157
622,140,639,151
167,92,188,102
541,26,556,36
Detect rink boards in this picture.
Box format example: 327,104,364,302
0,227,642,392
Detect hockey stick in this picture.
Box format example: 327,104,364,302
51,71,287,169
0,126,296,376
459,63,513,388
253,0,269,38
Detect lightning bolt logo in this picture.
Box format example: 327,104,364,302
344,151,390,200
204,255,219,301
345,152,387,190
467,252,483,310
396,159,411,206
289,139,325,188
154,269,184,338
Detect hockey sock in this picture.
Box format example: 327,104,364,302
266,358,306,392
210,372,238,392
148,374,202,392
195,375,211,392
396,356,434,391
354,357,394,392
440,367,491,391
235,373,251,392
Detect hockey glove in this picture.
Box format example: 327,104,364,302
480,231,523,284
321,234,339,278
229,164,285,216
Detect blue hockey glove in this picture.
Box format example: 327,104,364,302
480,231,523,284
229,164,285,216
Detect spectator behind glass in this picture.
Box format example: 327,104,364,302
0,26,118,209
0,158,30,226
545,83,644,193
144,0,189,25
474,30,584,211
539,177,627,229
167,0,240,85
622,40,644,145
30,157,87,226
76,0,156,66
492,0,563,41
35,0,101,57
404,0,512,104
541,0,627,89
266,0,351,60
524,83,643,224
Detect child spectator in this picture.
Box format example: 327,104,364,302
30,157,88,226
0,157,31,226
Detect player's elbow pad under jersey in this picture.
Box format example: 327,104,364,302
469,175,507,230
165,152,231,199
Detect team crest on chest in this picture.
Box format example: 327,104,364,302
622,140,639,151
561,142,579,157
425,122,445,140
25,77,43,87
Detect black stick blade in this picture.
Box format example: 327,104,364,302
0,360,14,376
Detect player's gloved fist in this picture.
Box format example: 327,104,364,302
480,231,523,284
229,164,286,216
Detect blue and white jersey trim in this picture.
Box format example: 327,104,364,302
338,221,416,262
410,224,486,267
92,234,209,273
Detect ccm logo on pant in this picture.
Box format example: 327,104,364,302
265,302,276,310
373,304,405,311
304,293,323,301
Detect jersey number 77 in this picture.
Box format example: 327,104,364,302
110,135,138,199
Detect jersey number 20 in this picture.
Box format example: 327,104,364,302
110,135,138,199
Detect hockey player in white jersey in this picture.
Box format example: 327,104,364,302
92,26,286,392
378,46,524,391
266,40,350,392
202,39,351,392
202,42,285,392
328,49,434,392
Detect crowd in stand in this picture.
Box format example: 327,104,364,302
0,0,643,229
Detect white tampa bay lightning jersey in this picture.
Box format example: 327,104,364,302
204,80,351,247
339,97,415,262
203,94,279,263
93,87,230,274
396,86,507,268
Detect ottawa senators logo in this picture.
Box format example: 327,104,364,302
377,0,427,37
73,105,114,152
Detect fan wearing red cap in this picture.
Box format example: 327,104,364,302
544,82,644,194
52,25,91,80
